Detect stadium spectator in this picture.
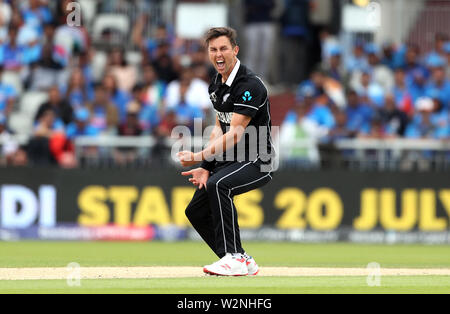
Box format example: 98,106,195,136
86,84,119,134
21,0,53,36
130,85,160,135
1,26,25,72
157,108,177,138
33,107,65,136
405,97,446,139
358,115,389,139
404,44,425,81
408,68,428,104
243,0,276,81
64,67,93,109
170,77,204,132
377,94,408,137
65,107,99,139
444,42,450,78
165,67,210,116
392,68,413,115
425,65,450,110
328,109,353,140
117,100,144,137
35,85,73,126
27,42,66,90
0,65,18,115
427,33,449,60
285,93,335,131
0,112,18,165
345,40,368,72
279,0,311,85
319,45,348,86
151,41,178,84
279,102,324,164
365,43,395,92
351,69,385,109
114,100,143,166
27,108,65,166
380,42,396,69
79,50,94,90
107,47,137,93
345,90,374,135
102,73,131,122
141,64,165,111
319,27,340,61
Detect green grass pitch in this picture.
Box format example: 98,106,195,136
0,241,449,294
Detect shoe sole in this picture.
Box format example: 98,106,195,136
248,269,259,276
203,267,248,277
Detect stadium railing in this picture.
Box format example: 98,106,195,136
71,136,450,171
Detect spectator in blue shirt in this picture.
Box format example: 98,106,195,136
130,85,160,134
86,84,119,134
102,73,132,123
33,107,65,137
65,108,100,140
64,68,94,109
404,43,428,82
425,66,450,109
21,0,52,36
0,66,17,115
406,97,448,139
0,26,25,72
392,68,414,115
307,94,336,130
172,79,204,132
380,42,397,69
425,33,449,61
346,40,368,72
345,90,374,134
408,68,428,104
328,109,353,140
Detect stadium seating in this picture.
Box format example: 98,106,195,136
19,92,49,117
2,71,23,95
92,14,130,41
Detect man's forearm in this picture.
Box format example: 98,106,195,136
198,127,243,162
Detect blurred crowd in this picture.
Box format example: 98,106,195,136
0,0,215,167
281,31,450,156
0,0,448,168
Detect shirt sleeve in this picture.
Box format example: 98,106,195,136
200,160,216,172
232,79,266,118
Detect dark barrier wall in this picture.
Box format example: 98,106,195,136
0,167,449,233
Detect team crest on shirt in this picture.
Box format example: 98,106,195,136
215,110,233,124
210,92,218,104
223,93,230,102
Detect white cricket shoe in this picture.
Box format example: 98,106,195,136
246,256,259,276
203,253,248,276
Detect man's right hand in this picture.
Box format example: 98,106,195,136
181,168,210,190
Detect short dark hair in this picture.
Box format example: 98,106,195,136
205,27,238,48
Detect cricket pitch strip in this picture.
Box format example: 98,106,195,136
1,267,450,280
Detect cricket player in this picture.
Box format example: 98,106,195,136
177,27,275,276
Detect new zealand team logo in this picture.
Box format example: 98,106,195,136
242,91,252,102
210,92,218,103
